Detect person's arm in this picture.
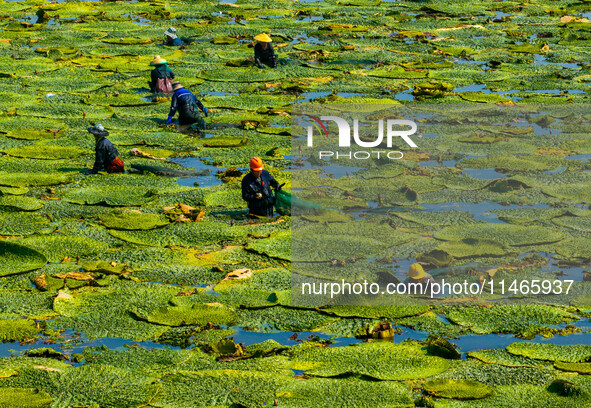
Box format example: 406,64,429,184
269,44,277,68
168,92,178,117
193,97,207,115
90,142,105,174
254,43,261,61
150,69,158,90
242,177,260,202
167,67,175,79
268,172,280,191
254,44,264,68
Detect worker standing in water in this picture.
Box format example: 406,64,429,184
148,55,175,94
164,27,184,46
86,124,124,174
253,33,277,69
166,81,208,132
241,157,281,217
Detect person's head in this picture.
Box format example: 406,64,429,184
407,263,425,281
87,124,109,139
164,27,178,41
250,157,264,177
171,81,184,92
150,55,167,67
254,33,272,49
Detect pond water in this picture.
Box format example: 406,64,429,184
3,315,590,363
169,157,225,187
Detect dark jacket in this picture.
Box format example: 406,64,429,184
91,137,119,174
166,37,184,46
254,43,277,68
149,64,175,92
242,170,279,216
169,88,205,125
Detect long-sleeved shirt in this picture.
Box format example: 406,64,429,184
254,43,277,68
241,170,279,215
149,64,175,92
91,137,119,174
166,37,184,46
168,88,205,125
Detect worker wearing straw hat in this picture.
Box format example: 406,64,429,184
253,33,277,69
166,81,208,132
164,27,184,46
148,55,175,94
404,263,435,293
241,157,282,217
85,124,124,174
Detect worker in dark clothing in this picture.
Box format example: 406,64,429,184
86,124,124,175
166,82,208,132
164,27,184,46
148,55,175,94
241,157,281,217
253,33,277,69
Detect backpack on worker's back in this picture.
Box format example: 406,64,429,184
154,77,173,94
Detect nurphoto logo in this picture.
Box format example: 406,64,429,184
303,114,418,160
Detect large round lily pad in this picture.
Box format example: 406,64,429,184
424,379,494,400
141,303,237,327
434,224,564,246
21,235,109,262
290,342,449,380
0,195,44,211
246,231,290,260
0,388,52,408
99,211,169,230
0,241,47,276
3,145,91,160
0,172,73,187
506,343,591,363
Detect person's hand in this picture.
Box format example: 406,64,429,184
203,107,208,117
276,183,285,192
166,116,173,125
256,193,263,199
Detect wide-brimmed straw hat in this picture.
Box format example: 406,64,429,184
407,263,425,280
254,33,272,43
150,55,167,66
87,124,109,137
172,81,184,91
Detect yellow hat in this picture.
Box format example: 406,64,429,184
254,33,272,43
150,55,167,66
408,263,425,279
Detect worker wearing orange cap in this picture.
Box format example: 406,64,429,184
253,33,277,69
241,157,282,217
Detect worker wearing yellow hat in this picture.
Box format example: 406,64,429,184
148,55,175,94
404,263,435,292
253,33,277,69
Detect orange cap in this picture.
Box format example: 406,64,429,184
250,157,264,171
